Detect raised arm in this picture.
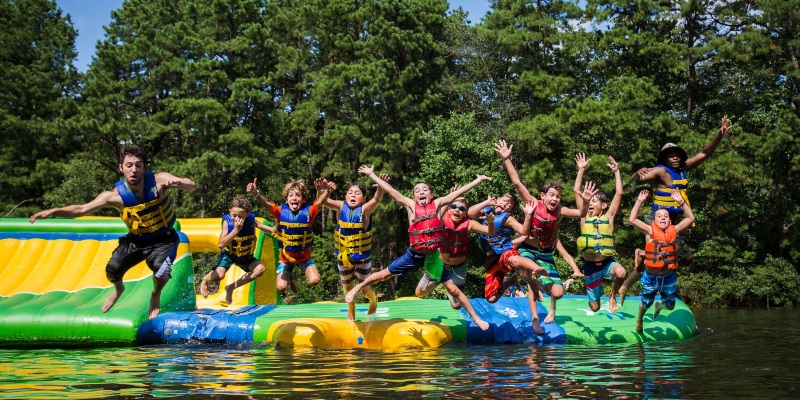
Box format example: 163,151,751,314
155,172,196,192
629,190,652,234
671,188,696,233
29,190,120,223
494,140,534,202
247,178,277,210
358,165,414,209
605,156,624,219
573,153,590,211
321,180,342,210
686,116,731,171
362,173,390,215
561,181,598,218
468,213,495,235
218,217,243,251
468,196,495,219
436,174,492,207
312,178,333,208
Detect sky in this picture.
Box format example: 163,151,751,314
56,0,492,73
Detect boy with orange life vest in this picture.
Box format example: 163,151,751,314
321,175,389,321
572,153,626,313
495,140,597,333
344,165,491,331
247,177,332,299
629,189,695,333
620,117,731,304
200,195,276,307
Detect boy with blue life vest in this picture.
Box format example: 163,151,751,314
29,145,196,319
199,195,276,307
495,140,597,331
247,177,332,299
344,165,491,331
573,153,626,313
322,175,389,321
620,117,731,304
629,189,695,333
414,196,496,309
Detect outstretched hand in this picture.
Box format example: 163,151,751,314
523,199,536,215
720,116,732,136
246,178,259,196
579,181,599,202
374,173,391,188
314,178,330,193
637,190,650,202
358,165,374,176
574,153,590,169
494,140,513,160
476,174,492,182
607,156,619,172
29,209,54,223
160,178,183,189
669,188,684,204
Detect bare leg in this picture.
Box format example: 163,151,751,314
543,283,562,324
608,264,626,313
620,249,644,306
223,263,265,306
444,280,489,331
525,281,543,335
148,276,169,319
653,301,664,318
636,303,647,333
343,282,356,321
102,281,125,313
346,269,391,303
362,284,377,315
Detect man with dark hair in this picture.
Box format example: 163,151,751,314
30,145,195,319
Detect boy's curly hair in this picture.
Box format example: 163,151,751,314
119,144,148,164
282,179,309,200
230,195,250,212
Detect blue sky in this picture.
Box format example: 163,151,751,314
56,0,492,72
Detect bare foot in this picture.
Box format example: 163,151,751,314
563,278,574,291
474,318,490,331
148,291,160,319
367,298,377,315
529,279,545,302
348,303,356,321
344,287,359,304
618,285,628,306
534,266,550,277
636,318,643,333
101,286,125,313
224,283,236,306
544,311,556,324
531,317,544,335
200,279,209,298
608,296,619,313
653,302,664,318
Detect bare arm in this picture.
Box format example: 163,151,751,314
468,216,494,235
629,190,653,234
29,190,120,223
686,116,731,171
605,156,624,220
556,239,583,277
671,189,696,233
436,174,492,208
573,153,590,210
321,181,342,210
255,219,276,235
560,181,597,218
247,178,277,210
156,172,196,192
312,178,333,208
358,165,415,210
495,140,534,202
362,174,390,215
218,218,241,251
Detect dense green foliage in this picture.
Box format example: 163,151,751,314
4,0,799,307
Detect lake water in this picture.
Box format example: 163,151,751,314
0,308,797,399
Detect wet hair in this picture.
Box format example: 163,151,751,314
119,144,148,165
282,179,309,200
346,183,367,197
501,192,518,209
541,181,563,195
230,195,251,212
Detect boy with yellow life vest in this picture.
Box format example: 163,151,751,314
620,117,731,304
247,177,332,299
199,195,276,307
344,165,491,331
321,175,389,321
495,140,597,333
629,189,695,333
29,145,196,319
573,153,626,313
414,196,496,309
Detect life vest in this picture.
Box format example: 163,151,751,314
275,204,314,261
223,213,257,257
576,216,615,256
652,164,691,214
442,216,470,257
334,204,372,267
115,172,176,239
478,206,514,255
643,222,678,270
530,200,559,248
408,202,445,251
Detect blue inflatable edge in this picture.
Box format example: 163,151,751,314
137,305,278,345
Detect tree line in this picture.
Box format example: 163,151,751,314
2,0,798,307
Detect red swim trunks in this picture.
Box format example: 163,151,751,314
484,247,519,299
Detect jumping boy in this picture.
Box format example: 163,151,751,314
629,189,695,333
29,145,196,319
344,165,491,331
247,177,332,299
200,195,276,307
495,140,597,331
573,153,626,312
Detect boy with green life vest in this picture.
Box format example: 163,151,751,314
344,165,491,331
321,174,389,321
200,195,276,307
629,189,695,333
573,153,626,313
248,177,332,300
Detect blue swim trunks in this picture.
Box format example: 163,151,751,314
216,250,259,272
640,270,678,309
277,258,316,275
387,248,451,283
583,257,621,303
517,242,562,286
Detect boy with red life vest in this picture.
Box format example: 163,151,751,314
344,165,491,331
629,188,695,333
29,145,196,319
200,195,276,307
247,177,332,299
321,175,389,321
415,196,496,309
573,153,626,313
620,117,731,304
495,140,597,333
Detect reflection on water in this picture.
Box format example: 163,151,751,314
0,308,797,398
